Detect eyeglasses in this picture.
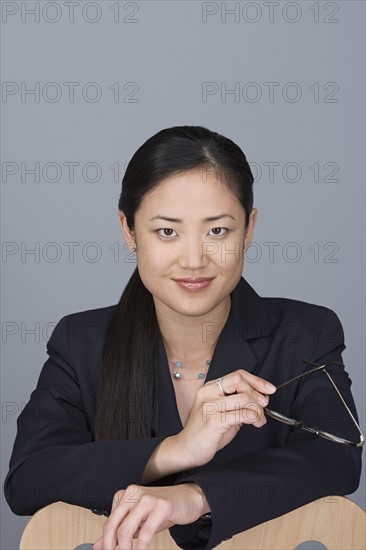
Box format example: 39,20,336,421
264,360,364,447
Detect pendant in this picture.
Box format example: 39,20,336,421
173,371,206,380
172,359,211,380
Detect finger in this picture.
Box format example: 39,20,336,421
242,402,267,427
201,392,267,428
134,507,168,550
221,402,267,428
212,371,276,397
117,506,152,550
92,536,103,550
111,489,124,512
221,389,269,408
101,506,130,550
252,390,270,407
242,371,277,393
101,485,141,549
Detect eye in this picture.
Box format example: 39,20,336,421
209,227,229,237
156,227,229,240
156,228,177,239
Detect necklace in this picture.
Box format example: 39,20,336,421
169,358,212,380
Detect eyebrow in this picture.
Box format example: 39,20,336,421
149,213,236,223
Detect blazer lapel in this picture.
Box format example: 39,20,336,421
154,276,273,436
205,275,272,383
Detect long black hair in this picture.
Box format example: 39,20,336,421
94,125,254,441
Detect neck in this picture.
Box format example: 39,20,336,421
154,295,231,362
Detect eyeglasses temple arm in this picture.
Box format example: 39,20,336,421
276,360,365,445
322,369,365,444
275,362,330,389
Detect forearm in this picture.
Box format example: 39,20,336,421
141,434,194,484
5,436,167,515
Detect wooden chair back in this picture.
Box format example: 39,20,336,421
19,496,365,549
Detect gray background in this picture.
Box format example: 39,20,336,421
1,1,365,548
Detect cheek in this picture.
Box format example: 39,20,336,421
138,246,172,270
136,248,172,286
212,242,244,269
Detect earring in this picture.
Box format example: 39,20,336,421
243,243,247,250
131,245,137,253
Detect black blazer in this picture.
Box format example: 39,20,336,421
4,276,362,550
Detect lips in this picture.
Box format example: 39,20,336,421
173,278,214,292
173,277,214,283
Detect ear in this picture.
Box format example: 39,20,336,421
244,208,257,246
118,211,136,250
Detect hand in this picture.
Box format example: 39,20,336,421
175,369,276,467
92,483,205,550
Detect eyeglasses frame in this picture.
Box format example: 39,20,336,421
264,360,365,447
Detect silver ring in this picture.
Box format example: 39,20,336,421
216,377,230,396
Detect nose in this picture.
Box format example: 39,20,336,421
178,237,212,269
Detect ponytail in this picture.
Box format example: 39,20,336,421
94,268,159,440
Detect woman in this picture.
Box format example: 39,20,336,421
4,126,363,550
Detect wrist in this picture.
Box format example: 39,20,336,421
182,482,211,517
162,434,198,471
141,435,196,484
171,433,200,469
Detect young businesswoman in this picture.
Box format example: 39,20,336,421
4,126,363,550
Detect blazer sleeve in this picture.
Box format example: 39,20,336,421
170,308,363,550
3,315,167,516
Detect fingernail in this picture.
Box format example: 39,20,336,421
266,383,276,392
258,396,269,406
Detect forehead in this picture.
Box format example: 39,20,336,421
138,170,242,213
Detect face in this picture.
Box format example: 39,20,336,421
118,170,257,320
